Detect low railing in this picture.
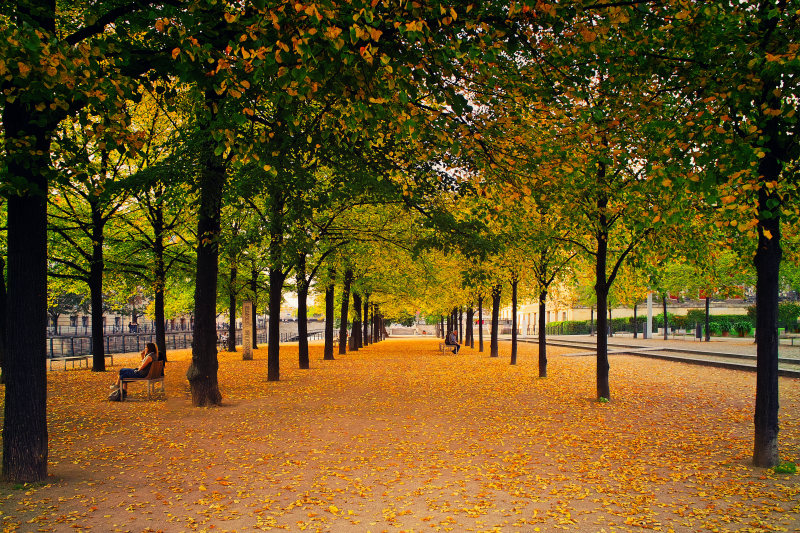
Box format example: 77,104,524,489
46,329,327,359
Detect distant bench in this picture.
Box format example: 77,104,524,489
48,354,114,371
780,334,800,346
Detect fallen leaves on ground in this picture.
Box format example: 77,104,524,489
0,338,798,532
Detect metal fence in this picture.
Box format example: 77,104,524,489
46,328,326,359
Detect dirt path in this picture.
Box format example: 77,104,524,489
1,338,798,532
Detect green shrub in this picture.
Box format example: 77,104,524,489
733,321,752,336
778,302,800,331
653,312,676,328
671,314,689,329
706,322,722,336
720,321,731,333
686,309,706,324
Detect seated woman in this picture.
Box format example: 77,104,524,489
110,342,158,399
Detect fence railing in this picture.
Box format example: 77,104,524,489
47,329,326,359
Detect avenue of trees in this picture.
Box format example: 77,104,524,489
1,1,798,481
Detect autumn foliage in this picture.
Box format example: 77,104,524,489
1,339,798,531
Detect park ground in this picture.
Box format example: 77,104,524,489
0,338,798,533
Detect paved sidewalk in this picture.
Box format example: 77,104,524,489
509,333,800,356
504,333,800,377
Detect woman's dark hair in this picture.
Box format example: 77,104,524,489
146,342,158,355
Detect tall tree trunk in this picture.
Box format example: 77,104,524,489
511,277,518,365
89,195,106,371
2,101,50,482
662,294,668,340
251,266,258,349
266,186,286,382
633,303,638,339
705,296,711,342
478,296,484,352
490,284,501,358
0,257,6,384
595,194,611,400
352,292,362,351
267,268,285,381
373,304,379,343
186,92,225,407
153,202,167,360
297,257,309,369
227,265,237,352
538,292,547,378
338,269,353,354
363,295,370,347
324,271,335,360
466,306,474,348
753,108,783,467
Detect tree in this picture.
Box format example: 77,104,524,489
0,0,182,483
651,0,799,466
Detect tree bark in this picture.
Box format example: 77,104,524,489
227,265,237,352
538,292,548,378
297,256,309,369
705,296,711,342
153,202,167,360
267,267,285,381
2,101,50,482
324,272,335,360
0,257,6,384
373,304,379,343
251,266,259,349
89,194,106,371
478,296,484,352
490,284,501,357
186,92,225,407
595,200,611,400
352,292,362,351
752,109,783,467
633,303,638,339
363,295,370,347
338,269,353,354
266,184,286,381
511,277,518,365
663,294,668,341
466,306,474,348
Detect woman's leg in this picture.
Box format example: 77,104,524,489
118,368,139,392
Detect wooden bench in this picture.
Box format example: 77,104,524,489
439,342,459,353
119,360,165,401
48,353,114,371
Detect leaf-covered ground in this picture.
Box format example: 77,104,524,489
1,338,798,532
